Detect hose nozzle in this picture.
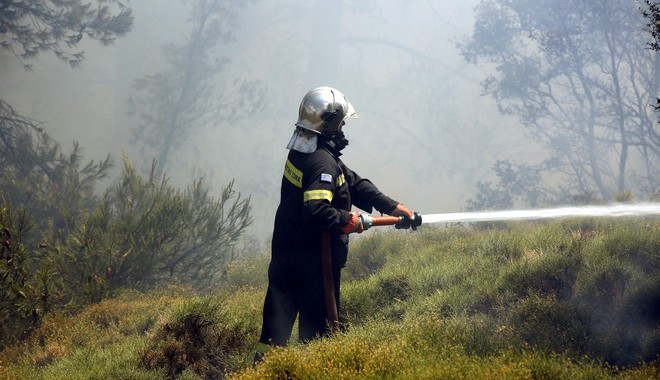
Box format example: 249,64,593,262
395,212,422,230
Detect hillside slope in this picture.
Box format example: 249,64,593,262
1,218,658,379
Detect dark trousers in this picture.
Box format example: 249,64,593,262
259,254,342,346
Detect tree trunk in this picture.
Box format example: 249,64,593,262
157,0,217,176
604,28,628,194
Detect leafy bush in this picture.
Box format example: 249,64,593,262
0,103,114,346
4,337,162,380
473,231,524,263
1,114,253,347
0,100,112,241
234,320,408,380
0,202,62,348
497,250,582,301
344,231,407,281
506,293,591,354
56,157,252,297
341,267,414,325
0,288,188,379
234,316,628,380
224,254,269,289
139,295,257,379
599,223,659,273
344,219,659,368
1,155,252,347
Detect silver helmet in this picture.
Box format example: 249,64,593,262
296,86,358,134
287,87,358,152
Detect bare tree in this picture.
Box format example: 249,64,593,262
461,0,659,200
128,0,264,176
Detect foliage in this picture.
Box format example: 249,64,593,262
127,0,265,175
0,100,113,240
460,0,660,200
1,0,254,359
465,159,550,210
139,295,257,379
0,0,128,347
0,201,50,347
57,156,252,297
0,123,252,349
641,0,660,51
343,231,410,281
0,288,190,380
223,254,270,289
641,0,660,115
2,218,659,378
0,0,133,69
234,317,641,380
342,219,660,368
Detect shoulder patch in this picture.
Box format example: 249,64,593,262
320,173,333,183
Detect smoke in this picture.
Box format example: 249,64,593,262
0,0,529,242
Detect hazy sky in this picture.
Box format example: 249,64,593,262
0,0,529,240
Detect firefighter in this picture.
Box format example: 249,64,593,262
254,86,414,360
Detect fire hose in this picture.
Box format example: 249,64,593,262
360,212,423,230
375,213,423,229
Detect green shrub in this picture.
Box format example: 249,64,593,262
585,277,660,366
2,149,253,347
0,103,112,243
506,293,591,354
2,337,163,380
473,230,524,263
344,231,402,280
58,158,252,295
404,313,508,357
598,223,659,274
139,295,257,379
214,287,264,341
224,254,269,289
234,320,408,380
0,201,62,349
233,315,629,380
572,222,660,366
575,257,633,300
497,249,582,301
0,288,188,369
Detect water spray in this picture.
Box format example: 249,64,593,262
369,203,660,229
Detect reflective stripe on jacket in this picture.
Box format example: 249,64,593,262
271,142,399,262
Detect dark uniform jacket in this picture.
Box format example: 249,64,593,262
260,141,399,345
272,141,399,266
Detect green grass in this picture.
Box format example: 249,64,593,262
1,218,658,379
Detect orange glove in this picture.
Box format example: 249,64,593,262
342,212,372,234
